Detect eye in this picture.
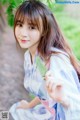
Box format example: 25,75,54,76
29,25,36,30
16,22,23,27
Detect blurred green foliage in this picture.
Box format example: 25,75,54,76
54,6,80,60
0,0,25,26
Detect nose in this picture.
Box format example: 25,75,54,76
20,26,28,38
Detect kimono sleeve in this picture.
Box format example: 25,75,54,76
49,53,80,119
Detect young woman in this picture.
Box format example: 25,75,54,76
9,0,80,120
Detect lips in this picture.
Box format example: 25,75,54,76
21,40,28,43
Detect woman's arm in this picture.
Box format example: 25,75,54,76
27,96,40,108
17,97,40,109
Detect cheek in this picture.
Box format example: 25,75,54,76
14,29,19,41
15,27,20,37
33,31,41,40
15,28,18,36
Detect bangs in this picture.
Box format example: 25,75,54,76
14,2,42,30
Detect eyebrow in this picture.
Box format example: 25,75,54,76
16,20,23,24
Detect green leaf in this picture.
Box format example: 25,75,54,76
0,0,9,4
47,0,54,11
36,56,47,78
7,14,14,26
6,5,12,14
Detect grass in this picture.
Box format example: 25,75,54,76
53,5,80,60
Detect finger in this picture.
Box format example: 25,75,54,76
45,76,54,81
48,81,54,92
56,84,63,91
52,83,63,92
46,79,51,87
46,86,53,94
46,78,57,87
45,70,53,78
46,80,55,94
46,79,53,87
46,77,57,89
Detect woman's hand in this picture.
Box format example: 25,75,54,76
45,70,69,108
16,100,29,109
45,70,64,102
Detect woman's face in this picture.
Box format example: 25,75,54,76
15,17,43,52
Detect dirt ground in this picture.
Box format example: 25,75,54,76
0,25,31,119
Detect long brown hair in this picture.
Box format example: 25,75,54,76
14,0,80,79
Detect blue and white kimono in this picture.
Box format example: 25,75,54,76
9,47,80,120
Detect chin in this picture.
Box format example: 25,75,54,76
20,46,28,49
19,43,31,49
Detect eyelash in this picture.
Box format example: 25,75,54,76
16,22,37,30
29,26,36,30
16,23,23,27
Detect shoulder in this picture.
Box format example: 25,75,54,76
50,47,70,64
49,48,80,91
50,47,69,58
49,47,72,71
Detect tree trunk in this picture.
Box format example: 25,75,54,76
0,3,6,33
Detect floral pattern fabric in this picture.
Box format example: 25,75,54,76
9,48,80,120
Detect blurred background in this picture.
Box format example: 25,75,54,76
0,0,80,118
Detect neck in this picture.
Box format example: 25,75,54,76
28,44,38,64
